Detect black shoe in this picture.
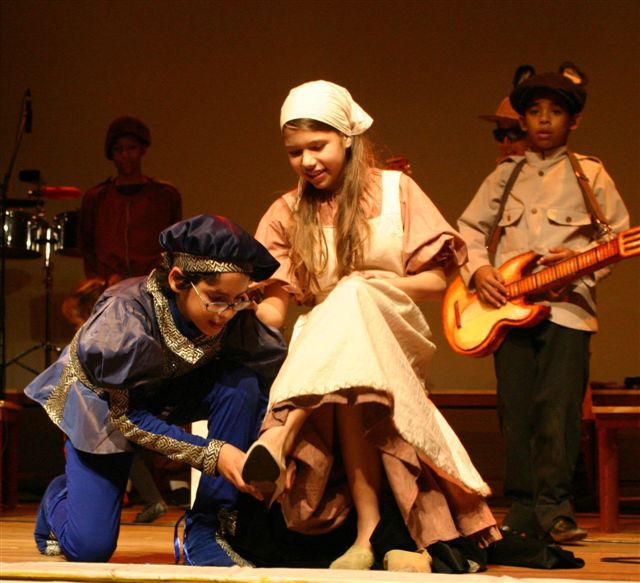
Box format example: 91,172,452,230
547,517,587,544
179,511,253,566
134,502,168,523
168,487,191,508
499,524,533,538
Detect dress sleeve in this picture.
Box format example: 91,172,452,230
255,195,296,287
400,173,468,276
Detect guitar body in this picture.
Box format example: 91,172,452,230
443,252,551,357
443,227,639,357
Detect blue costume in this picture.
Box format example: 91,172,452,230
25,215,286,564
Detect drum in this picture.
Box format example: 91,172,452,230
53,210,81,257
2,210,47,259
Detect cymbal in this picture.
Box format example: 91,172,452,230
39,186,83,199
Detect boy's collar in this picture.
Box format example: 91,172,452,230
168,295,204,340
526,145,567,162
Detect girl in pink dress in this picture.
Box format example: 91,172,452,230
243,80,500,572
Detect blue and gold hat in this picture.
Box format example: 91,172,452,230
159,214,278,282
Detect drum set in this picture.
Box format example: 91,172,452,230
4,207,81,260
2,185,82,373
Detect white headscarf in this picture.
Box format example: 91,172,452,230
280,80,373,136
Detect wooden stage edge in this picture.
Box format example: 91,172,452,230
1,504,639,582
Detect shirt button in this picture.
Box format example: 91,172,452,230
566,216,572,222
538,170,544,176
531,208,538,214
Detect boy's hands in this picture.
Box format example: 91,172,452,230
473,248,577,307
536,246,577,266
214,443,263,499
536,247,578,298
473,265,508,307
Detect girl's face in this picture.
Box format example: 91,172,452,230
169,269,251,337
283,127,352,193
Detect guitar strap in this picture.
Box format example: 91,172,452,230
566,150,613,240
486,159,526,255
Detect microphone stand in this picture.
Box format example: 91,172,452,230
0,90,31,398
4,222,58,374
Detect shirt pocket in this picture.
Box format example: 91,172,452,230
544,208,594,248
496,205,527,253
546,208,592,228
498,205,525,227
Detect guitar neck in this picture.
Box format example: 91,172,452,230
506,238,620,299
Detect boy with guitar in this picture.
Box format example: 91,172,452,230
456,63,630,543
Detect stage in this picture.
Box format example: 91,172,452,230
1,503,638,582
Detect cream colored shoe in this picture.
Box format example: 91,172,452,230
384,549,432,572
329,545,375,570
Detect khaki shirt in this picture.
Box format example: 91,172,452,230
458,146,630,332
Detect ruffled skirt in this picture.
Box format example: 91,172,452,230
262,276,500,548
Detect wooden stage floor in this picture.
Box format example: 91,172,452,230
1,503,639,582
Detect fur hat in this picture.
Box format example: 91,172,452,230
105,116,151,159
510,62,588,115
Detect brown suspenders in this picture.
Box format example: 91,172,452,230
485,152,612,253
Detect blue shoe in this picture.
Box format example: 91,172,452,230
176,510,253,567
34,475,66,556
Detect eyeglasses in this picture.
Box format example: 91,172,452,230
190,282,252,314
493,127,527,143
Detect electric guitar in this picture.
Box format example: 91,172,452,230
442,226,640,357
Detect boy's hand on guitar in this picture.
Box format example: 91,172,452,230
473,265,508,307
537,247,577,266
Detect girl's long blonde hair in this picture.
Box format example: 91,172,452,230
284,119,376,304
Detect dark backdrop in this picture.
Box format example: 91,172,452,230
1,0,638,393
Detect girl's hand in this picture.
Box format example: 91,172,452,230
338,270,376,283
347,268,447,303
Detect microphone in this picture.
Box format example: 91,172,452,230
37,186,83,200
25,89,32,134
18,169,42,184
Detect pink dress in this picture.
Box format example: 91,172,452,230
255,170,500,548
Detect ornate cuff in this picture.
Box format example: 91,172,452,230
203,439,226,476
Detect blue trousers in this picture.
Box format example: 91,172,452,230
38,366,265,562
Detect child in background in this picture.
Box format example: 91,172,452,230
458,63,629,543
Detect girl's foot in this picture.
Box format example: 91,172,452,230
383,549,432,572
241,442,286,508
329,544,374,570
